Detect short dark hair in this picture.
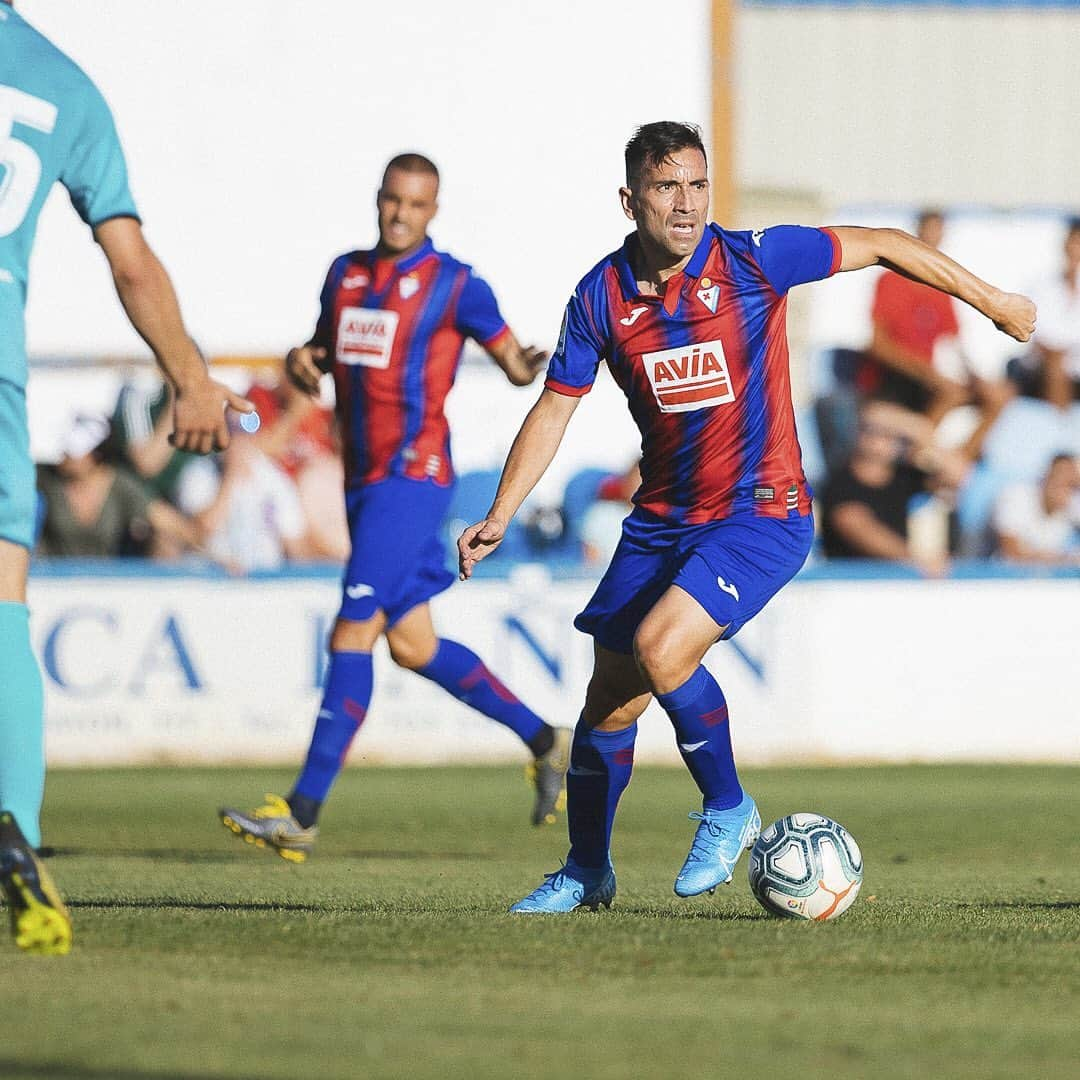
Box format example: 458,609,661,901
624,122,706,189
382,153,440,188
1065,216,1080,239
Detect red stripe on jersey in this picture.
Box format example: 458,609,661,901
752,299,813,518
545,377,592,397
357,260,431,485
481,324,511,350
821,227,843,276
402,267,467,484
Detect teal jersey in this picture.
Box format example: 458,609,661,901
0,5,139,388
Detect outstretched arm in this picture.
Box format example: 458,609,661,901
831,226,1036,342
486,330,549,387
457,388,579,578
94,217,253,454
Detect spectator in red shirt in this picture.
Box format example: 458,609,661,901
860,210,1012,457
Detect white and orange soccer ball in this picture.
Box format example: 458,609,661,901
748,813,863,921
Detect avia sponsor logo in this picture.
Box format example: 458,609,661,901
642,338,735,413
336,306,399,369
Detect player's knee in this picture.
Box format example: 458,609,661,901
330,616,383,653
632,624,692,693
387,635,435,671
581,678,648,731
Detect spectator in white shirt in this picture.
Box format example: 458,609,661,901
177,430,308,572
1014,219,1080,409
993,454,1080,565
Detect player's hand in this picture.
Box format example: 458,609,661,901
505,345,549,387
457,517,507,579
990,291,1037,343
520,346,549,381
171,376,254,454
286,345,329,396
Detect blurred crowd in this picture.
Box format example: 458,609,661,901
35,372,349,573
809,211,1080,573
33,211,1080,576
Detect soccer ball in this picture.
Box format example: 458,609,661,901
748,813,863,921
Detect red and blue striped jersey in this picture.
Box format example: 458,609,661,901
312,238,509,488
546,224,841,524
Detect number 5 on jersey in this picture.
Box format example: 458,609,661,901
0,85,58,237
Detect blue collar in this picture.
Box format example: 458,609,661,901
386,236,435,273
615,227,715,301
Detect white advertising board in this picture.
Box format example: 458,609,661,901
26,569,1080,767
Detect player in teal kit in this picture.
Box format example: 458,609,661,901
0,2,251,953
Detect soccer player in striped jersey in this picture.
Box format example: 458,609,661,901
219,154,569,860
0,2,251,954
458,121,1036,913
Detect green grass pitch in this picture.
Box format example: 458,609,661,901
3,764,1079,1080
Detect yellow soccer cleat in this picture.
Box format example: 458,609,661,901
219,793,318,862
526,727,571,826
1,812,73,957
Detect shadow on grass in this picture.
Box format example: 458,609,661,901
48,847,485,862
0,1063,265,1080
956,900,1080,911
614,904,771,922
66,899,353,913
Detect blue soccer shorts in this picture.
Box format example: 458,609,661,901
337,475,455,626
0,379,36,550
575,507,814,655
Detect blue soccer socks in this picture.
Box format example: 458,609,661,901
0,603,45,850
418,638,547,748
656,666,743,812
566,719,637,871
291,650,374,814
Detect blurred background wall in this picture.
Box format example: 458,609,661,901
16,0,1080,765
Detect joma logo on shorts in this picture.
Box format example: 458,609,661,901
642,339,735,413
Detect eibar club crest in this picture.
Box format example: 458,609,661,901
696,276,720,314
399,274,421,300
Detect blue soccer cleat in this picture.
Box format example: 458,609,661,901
509,863,616,915
674,792,760,898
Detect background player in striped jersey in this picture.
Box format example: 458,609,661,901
219,154,569,859
458,121,1036,913
0,1,252,954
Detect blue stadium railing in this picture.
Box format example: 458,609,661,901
27,558,1080,583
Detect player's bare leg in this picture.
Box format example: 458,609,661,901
635,585,760,897
0,540,72,953
389,604,570,825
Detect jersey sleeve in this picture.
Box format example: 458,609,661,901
544,288,605,397
59,80,139,228
311,257,347,349
751,225,841,295
455,271,509,348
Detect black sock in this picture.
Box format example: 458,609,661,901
288,793,322,829
527,724,555,758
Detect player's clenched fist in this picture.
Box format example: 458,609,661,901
286,345,329,395
458,517,506,579
991,291,1037,343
